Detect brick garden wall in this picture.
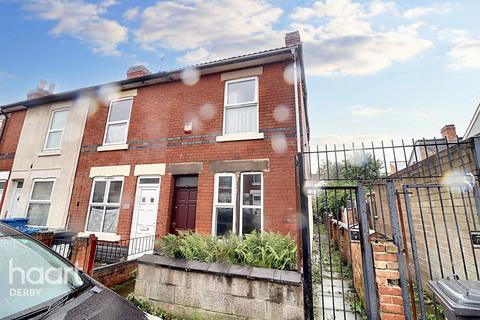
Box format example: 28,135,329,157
68,61,302,241
93,260,138,288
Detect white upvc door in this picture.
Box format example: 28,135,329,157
7,180,23,218
129,176,160,259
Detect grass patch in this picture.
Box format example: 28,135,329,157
155,231,297,270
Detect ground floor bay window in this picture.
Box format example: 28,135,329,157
86,177,123,234
212,172,263,236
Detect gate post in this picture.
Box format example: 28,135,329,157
296,153,314,320
357,182,379,320
386,180,412,320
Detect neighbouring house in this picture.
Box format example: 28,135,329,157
0,82,90,228
0,107,27,211
66,31,308,242
407,124,458,166
463,103,480,140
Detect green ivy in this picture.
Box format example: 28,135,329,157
156,231,297,271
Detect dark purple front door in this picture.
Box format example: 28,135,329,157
171,187,197,233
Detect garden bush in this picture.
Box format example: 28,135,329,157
155,231,297,270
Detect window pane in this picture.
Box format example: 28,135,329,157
242,208,261,234
109,99,132,122
45,131,62,149
31,181,54,201
225,105,257,134
27,203,50,226
218,176,233,203
105,122,127,144
50,109,68,130
216,207,233,236
242,174,261,205
86,206,104,232
102,207,119,233
175,176,198,188
139,178,160,185
92,181,106,203
107,181,123,203
227,80,256,105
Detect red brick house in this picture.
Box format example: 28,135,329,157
66,32,309,242
0,32,308,243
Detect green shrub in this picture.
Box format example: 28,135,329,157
156,231,297,270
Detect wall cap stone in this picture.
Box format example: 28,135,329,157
138,254,301,285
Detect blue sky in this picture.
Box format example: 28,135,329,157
1,0,480,145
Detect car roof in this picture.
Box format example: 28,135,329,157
0,222,27,237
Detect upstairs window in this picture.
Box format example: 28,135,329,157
86,177,123,234
103,98,133,145
213,173,236,236
27,180,54,226
223,77,258,135
44,109,68,150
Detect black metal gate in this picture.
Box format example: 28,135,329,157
298,137,480,320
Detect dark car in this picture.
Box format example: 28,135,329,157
0,222,152,320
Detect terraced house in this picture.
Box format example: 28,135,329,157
0,32,309,243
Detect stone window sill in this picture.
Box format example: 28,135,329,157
38,150,62,157
216,132,264,142
78,231,121,242
97,144,129,152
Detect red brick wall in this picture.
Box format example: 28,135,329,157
0,110,26,172
68,61,302,241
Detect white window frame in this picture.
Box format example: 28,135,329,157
222,77,259,136
27,178,55,226
239,172,263,236
43,108,69,151
85,176,124,234
102,97,133,146
212,173,237,236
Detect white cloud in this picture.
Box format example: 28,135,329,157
351,106,392,117
448,40,480,69
437,28,470,44
26,0,127,56
0,71,13,80
123,7,140,21
290,1,432,76
403,6,450,19
134,0,283,62
351,105,428,118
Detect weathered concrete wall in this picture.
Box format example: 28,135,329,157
135,254,303,320
93,260,137,288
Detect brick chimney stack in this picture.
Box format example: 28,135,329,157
127,65,151,79
27,80,55,100
441,124,457,142
285,31,301,47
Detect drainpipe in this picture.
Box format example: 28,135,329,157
0,111,9,216
291,47,301,153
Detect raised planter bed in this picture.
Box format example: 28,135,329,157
135,254,303,320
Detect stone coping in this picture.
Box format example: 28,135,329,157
138,254,301,285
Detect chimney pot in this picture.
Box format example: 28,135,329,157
127,65,151,79
285,31,301,47
441,124,457,142
27,80,55,100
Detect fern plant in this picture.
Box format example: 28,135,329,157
155,231,297,270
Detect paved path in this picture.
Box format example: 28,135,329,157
314,271,358,320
